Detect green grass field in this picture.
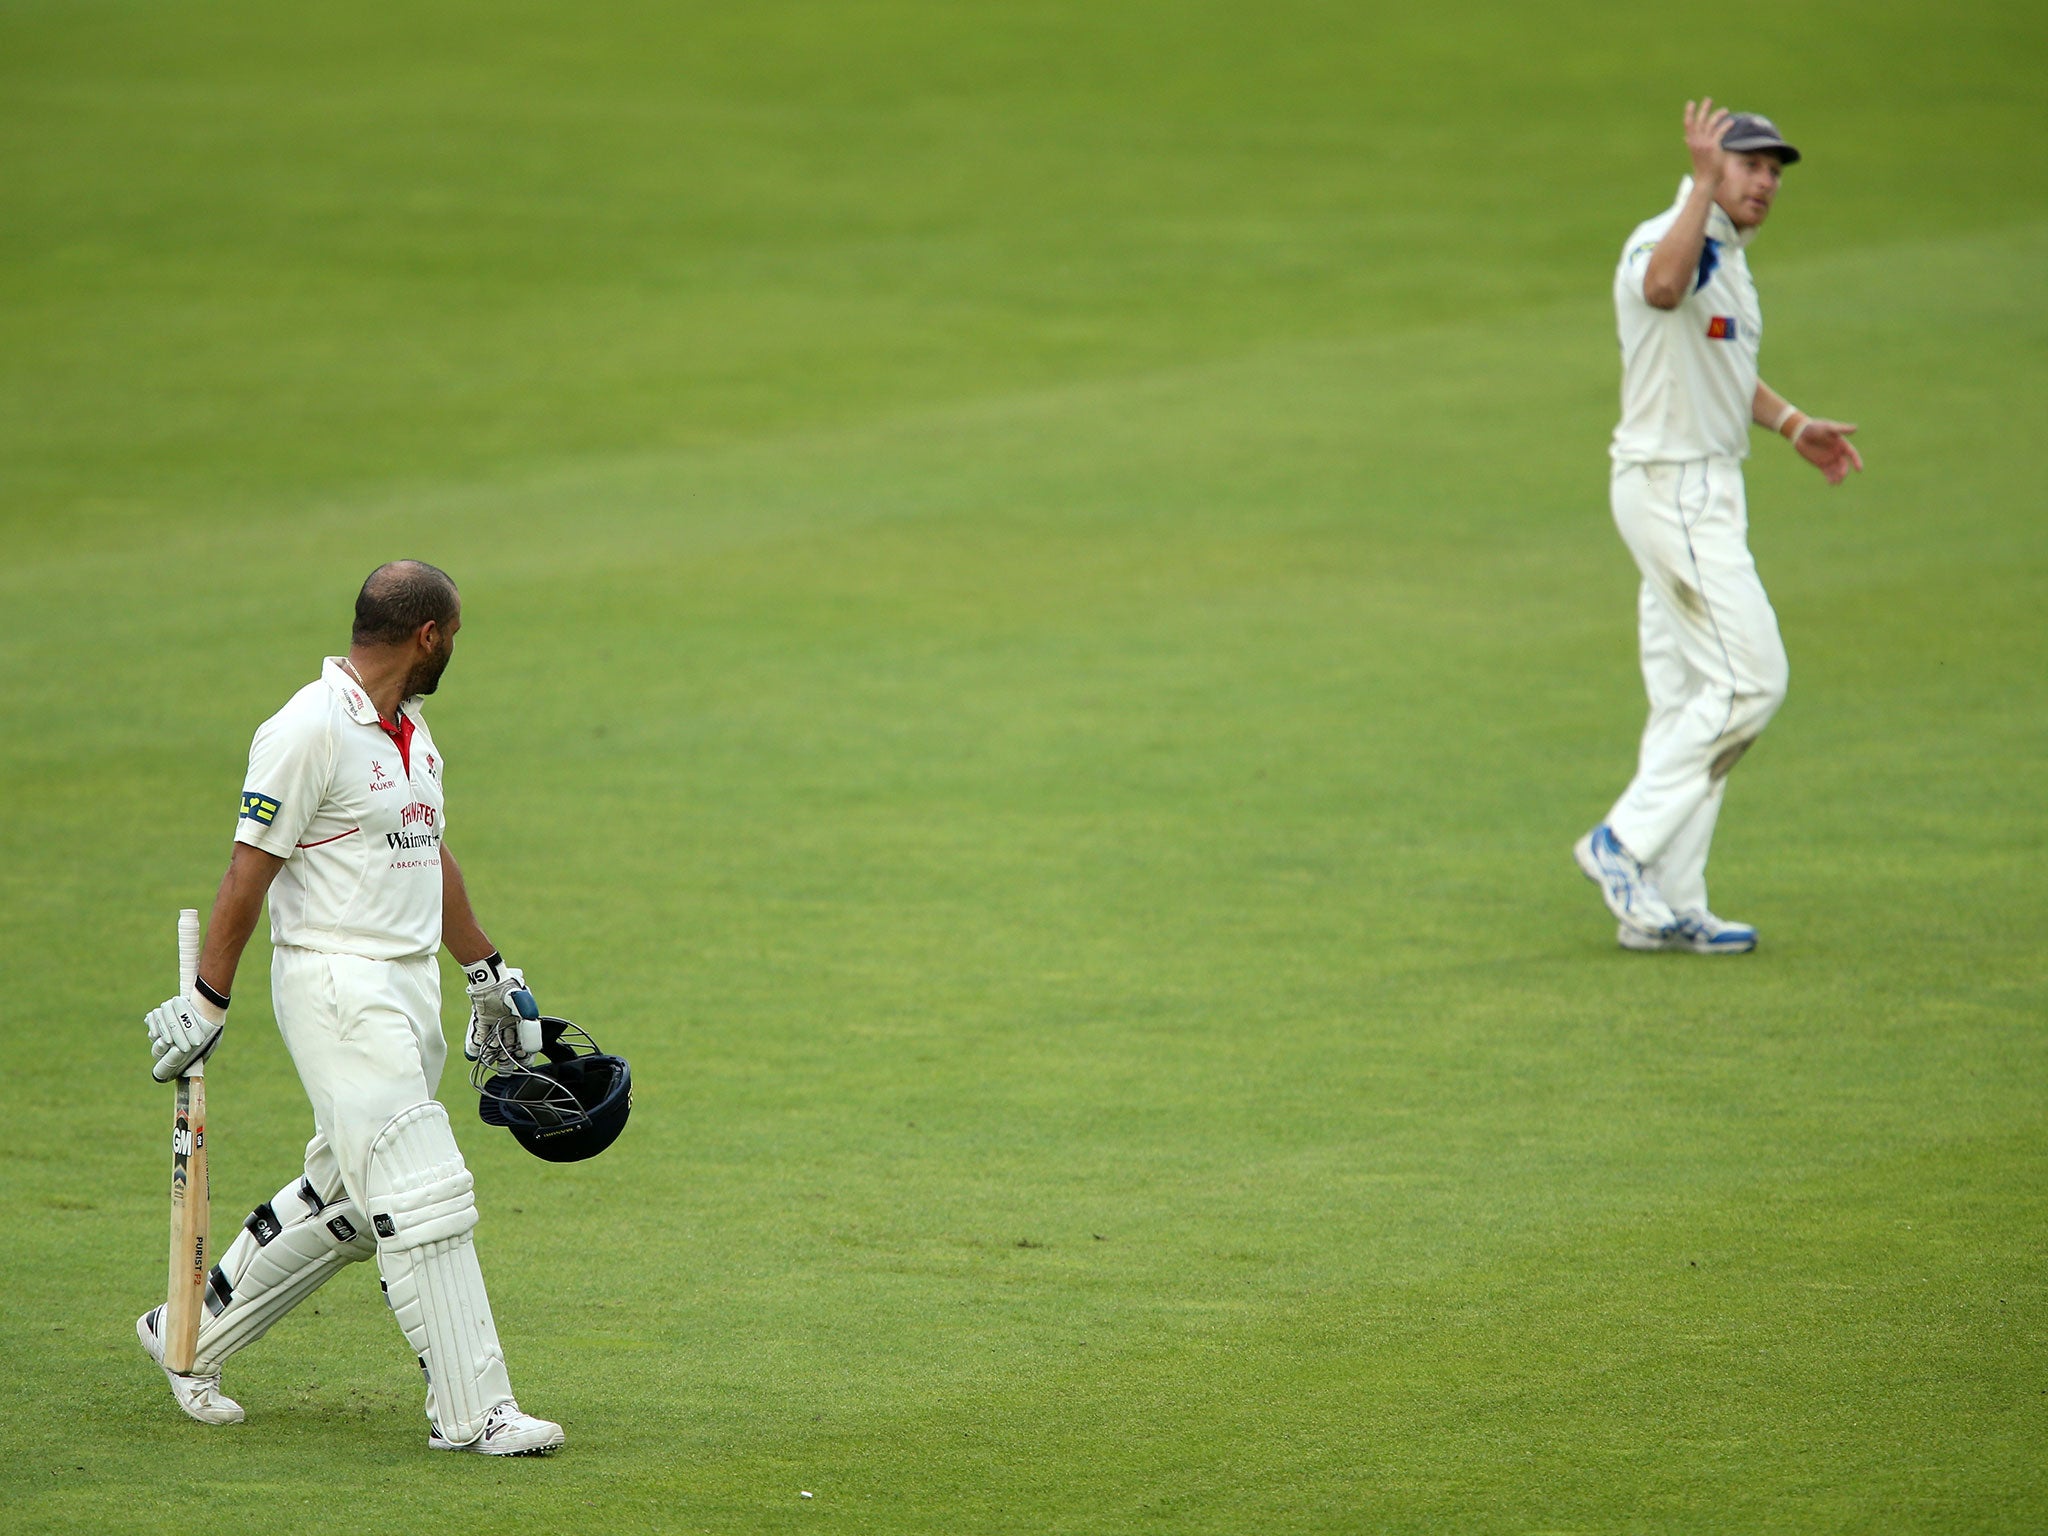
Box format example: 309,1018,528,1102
4,2,2045,1530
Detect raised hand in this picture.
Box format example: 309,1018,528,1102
1684,98,1733,186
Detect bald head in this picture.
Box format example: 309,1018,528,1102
353,560,459,647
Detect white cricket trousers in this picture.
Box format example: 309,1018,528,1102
270,945,515,1414
1604,458,1788,914
272,945,451,1203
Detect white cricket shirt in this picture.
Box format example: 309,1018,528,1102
1610,178,1763,465
234,658,448,960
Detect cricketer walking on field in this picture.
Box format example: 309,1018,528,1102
140,560,564,1454
1573,101,1863,954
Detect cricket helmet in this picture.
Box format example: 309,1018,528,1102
472,1017,632,1163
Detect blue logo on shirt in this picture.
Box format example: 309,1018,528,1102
1694,237,1721,293
240,791,282,826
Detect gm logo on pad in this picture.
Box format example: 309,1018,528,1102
240,790,282,825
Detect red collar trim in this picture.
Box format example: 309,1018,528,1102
377,711,416,776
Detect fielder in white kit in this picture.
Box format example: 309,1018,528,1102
140,560,563,1454
1574,101,1862,953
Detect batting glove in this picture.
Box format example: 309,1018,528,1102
148,992,225,1082
464,952,541,1066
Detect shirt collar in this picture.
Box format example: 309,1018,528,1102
321,657,418,727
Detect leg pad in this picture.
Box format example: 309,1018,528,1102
191,1173,376,1375
365,1101,512,1446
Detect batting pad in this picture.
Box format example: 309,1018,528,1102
192,1173,377,1375
365,1101,513,1445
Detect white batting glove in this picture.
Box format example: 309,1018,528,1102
147,993,225,1082
464,952,541,1066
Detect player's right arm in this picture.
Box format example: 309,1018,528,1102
208,699,332,996
147,843,284,1081
149,843,286,1081
149,693,333,1079
196,842,286,1002
1641,99,1731,310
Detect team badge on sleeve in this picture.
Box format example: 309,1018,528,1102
1706,316,1737,340
240,790,282,826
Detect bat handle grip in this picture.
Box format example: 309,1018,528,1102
178,907,201,995
178,907,204,1081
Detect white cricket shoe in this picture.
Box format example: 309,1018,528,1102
136,1306,244,1425
1619,909,1758,955
429,1400,565,1456
1573,824,1677,938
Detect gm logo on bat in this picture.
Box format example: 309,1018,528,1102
173,1125,204,1157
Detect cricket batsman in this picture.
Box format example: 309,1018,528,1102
1574,101,1863,953
139,560,564,1454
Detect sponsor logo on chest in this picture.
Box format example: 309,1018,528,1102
370,759,398,792
1706,316,1738,341
387,801,440,850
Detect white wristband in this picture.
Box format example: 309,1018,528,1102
1790,417,1816,445
1771,402,1800,433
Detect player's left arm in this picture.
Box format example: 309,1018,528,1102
1754,379,1862,486
441,848,495,967
443,849,541,1062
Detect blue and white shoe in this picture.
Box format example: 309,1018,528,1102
1572,824,1677,938
1618,910,1758,955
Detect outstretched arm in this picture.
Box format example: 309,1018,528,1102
1754,380,1863,486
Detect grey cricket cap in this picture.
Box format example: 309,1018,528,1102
1720,112,1801,164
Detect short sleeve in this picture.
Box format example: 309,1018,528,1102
1617,239,1659,305
234,709,333,857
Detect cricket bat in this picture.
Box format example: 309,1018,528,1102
164,908,208,1374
